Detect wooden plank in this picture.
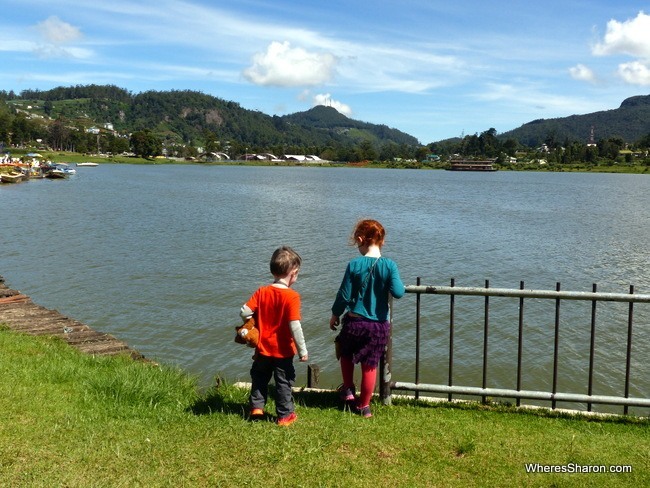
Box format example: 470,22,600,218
0,276,146,361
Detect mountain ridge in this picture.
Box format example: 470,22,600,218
3,86,418,150
499,94,650,146
3,85,649,149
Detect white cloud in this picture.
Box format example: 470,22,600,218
243,41,337,87
35,16,83,45
475,82,601,115
569,64,597,83
36,44,94,59
617,61,650,86
591,12,650,86
31,15,88,59
593,11,650,58
312,93,352,116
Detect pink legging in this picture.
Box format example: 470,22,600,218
340,356,376,408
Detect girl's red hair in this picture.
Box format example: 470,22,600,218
351,219,385,247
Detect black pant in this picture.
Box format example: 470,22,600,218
250,355,296,418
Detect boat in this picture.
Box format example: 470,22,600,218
1,172,23,183
46,168,67,179
43,163,75,177
76,162,98,167
447,159,498,172
56,163,76,175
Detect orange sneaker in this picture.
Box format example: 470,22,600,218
250,408,264,418
277,412,297,426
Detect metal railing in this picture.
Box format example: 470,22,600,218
379,279,650,416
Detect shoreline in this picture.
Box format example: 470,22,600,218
1,150,649,175
0,275,146,360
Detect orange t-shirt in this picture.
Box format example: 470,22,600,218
245,285,301,358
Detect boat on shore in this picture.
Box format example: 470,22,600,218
1,171,23,183
447,159,498,172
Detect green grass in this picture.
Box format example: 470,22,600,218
1,327,648,487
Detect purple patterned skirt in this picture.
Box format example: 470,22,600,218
336,314,391,368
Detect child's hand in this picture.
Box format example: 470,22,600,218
329,315,340,330
299,355,308,362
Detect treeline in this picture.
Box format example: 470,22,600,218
0,105,131,154
428,127,650,166
2,84,650,165
3,84,133,103
0,85,422,160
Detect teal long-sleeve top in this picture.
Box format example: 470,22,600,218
331,256,405,321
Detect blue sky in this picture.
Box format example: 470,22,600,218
1,0,649,144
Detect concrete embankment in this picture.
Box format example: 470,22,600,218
0,275,145,359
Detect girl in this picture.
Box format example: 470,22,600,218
330,219,405,417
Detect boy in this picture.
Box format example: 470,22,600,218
240,246,308,426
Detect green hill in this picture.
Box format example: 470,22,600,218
3,85,418,151
282,105,418,146
500,94,650,146
5,85,648,157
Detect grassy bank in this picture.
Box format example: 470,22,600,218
1,327,648,487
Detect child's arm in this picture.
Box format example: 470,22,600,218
331,264,353,318
289,320,308,361
240,304,254,321
389,261,406,298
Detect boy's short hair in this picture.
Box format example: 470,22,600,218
270,246,302,276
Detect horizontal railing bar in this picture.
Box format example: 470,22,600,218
405,285,650,303
392,382,650,408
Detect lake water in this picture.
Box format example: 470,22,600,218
1,164,648,413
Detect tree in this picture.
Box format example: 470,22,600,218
43,100,54,117
319,146,338,161
502,138,518,157
11,114,42,146
130,130,162,158
0,103,12,144
203,130,220,154
479,128,500,157
414,146,429,161
69,130,90,154
636,132,650,148
460,133,481,156
107,134,130,155
379,142,399,161
355,139,378,161
47,118,70,151
598,137,625,161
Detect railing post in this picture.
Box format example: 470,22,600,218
380,295,393,405
516,280,524,407
587,283,597,412
624,285,634,415
307,364,320,388
552,282,561,409
415,277,421,400
448,278,455,402
482,279,490,403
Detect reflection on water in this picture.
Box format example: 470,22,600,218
1,165,648,413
